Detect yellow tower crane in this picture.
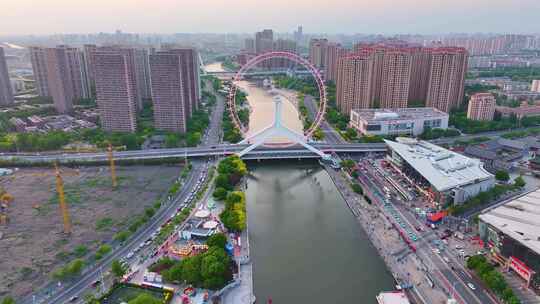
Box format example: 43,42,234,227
55,162,71,234
108,143,117,189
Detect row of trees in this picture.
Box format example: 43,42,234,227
467,255,521,304
419,127,461,140
212,156,248,232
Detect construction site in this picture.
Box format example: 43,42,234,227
0,162,182,299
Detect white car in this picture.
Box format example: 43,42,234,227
467,283,476,290
126,252,134,259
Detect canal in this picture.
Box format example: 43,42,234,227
245,161,394,303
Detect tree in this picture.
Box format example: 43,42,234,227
207,233,227,249
128,294,161,304
495,170,510,182
1,297,15,304
111,259,127,278
113,231,131,243
345,128,357,140
351,183,363,194
340,159,355,170
514,176,526,188
212,187,228,200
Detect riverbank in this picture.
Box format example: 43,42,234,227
324,164,449,304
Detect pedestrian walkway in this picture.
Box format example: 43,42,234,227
325,166,448,304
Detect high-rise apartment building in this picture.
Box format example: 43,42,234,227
408,47,432,103
94,48,138,132
29,46,50,97
426,47,468,113
64,46,90,100
336,54,374,115
255,29,274,54
335,43,468,115
324,43,347,83
0,48,13,106
44,47,77,114
467,93,495,121
149,48,200,133
379,49,412,108
309,38,328,69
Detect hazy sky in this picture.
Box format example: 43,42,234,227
1,0,539,35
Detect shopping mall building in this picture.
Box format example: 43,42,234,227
479,188,540,292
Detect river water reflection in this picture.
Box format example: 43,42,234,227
245,162,394,303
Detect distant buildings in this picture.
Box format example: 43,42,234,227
309,38,328,69
467,93,495,121
44,47,76,114
349,107,448,137
0,47,13,106
255,29,274,54
150,48,200,133
244,38,255,53
94,47,139,132
335,44,468,116
532,80,540,93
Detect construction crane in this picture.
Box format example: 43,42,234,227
108,143,117,188
55,162,71,235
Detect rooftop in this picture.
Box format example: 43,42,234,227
479,188,540,256
385,138,494,192
352,107,448,122
376,291,410,304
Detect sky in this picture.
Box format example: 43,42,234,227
1,0,539,35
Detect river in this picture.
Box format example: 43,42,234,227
245,162,394,303
203,63,394,302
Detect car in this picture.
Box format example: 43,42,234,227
467,283,476,290
126,251,135,259
69,296,79,302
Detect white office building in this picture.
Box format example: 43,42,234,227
350,107,449,137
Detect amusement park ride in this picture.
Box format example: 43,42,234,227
227,51,336,164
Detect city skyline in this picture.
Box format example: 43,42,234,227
1,0,540,36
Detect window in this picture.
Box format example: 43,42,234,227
366,124,381,131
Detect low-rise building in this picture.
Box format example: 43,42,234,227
496,103,540,119
479,189,540,292
349,107,449,137
385,138,495,206
467,93,495,121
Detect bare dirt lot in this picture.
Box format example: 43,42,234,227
0,165,181,299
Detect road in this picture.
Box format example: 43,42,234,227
302,95,346,144
357,159,498,304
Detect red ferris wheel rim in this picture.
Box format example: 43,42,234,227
227,51,327,147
